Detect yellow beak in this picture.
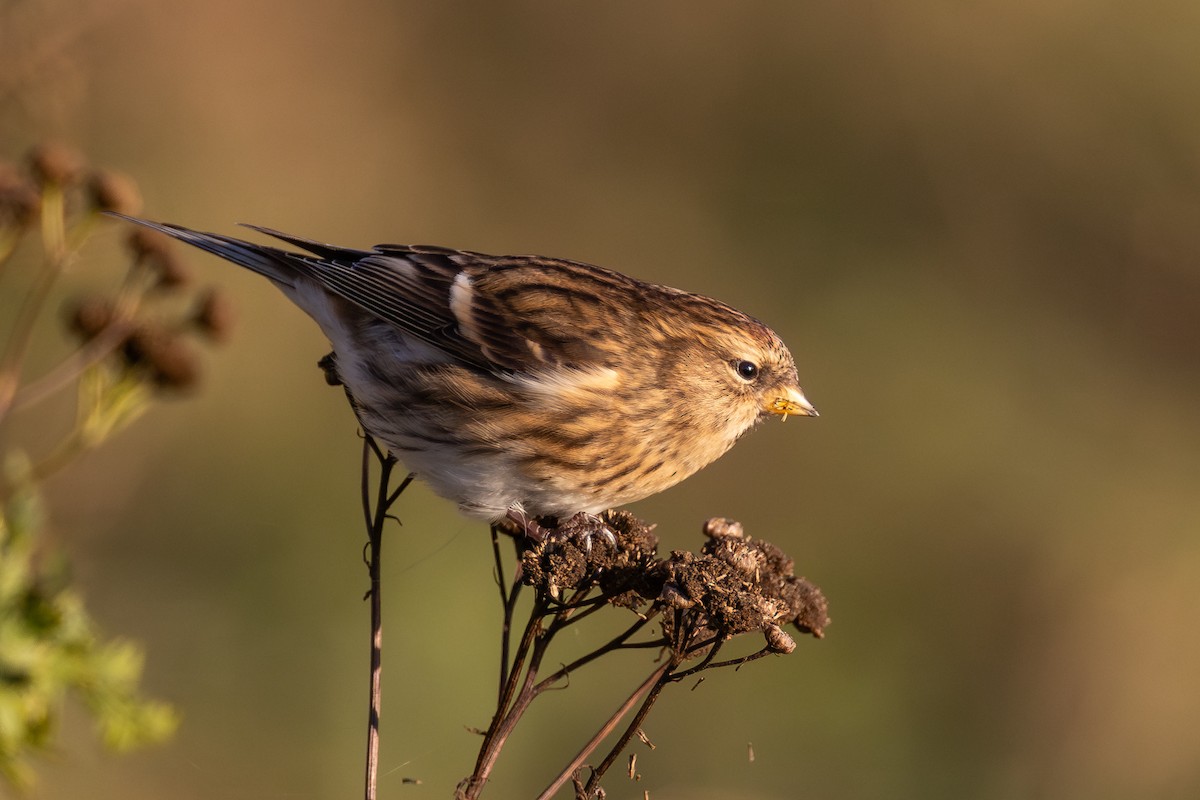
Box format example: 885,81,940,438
765,386,818,420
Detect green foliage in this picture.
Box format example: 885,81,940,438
0,474,179,789
0,143,228,790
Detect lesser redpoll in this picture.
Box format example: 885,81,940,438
113,216,817,528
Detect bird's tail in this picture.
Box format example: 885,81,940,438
109,213,301,288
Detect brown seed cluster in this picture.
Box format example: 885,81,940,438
27,142,86,186
518,512,828,655
520,510,660,605
0,142,235,392
65,282,231,393
127,227,191,289
1,142,147,228
0,162,40,229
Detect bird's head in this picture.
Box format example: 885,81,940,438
651,297,816,464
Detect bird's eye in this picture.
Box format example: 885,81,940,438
733,360,760,381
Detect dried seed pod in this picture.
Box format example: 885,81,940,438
88,169,142,215
126,226,173,261
0,161,40,228
123,325,201,390
66,296,117,341
703,517,744,540
27,142,85,186
763,623,796,654
788,578,830,639
192,288,235,343
660,583,695,609
125,227,191,289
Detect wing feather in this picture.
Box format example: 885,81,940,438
112,215,651,376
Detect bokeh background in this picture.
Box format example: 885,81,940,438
4,1,1200,798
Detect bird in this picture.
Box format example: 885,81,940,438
112,215,817,533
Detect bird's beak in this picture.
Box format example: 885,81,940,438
765,386,818,420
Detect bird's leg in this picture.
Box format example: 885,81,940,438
317,351,342,386
506,506,548,542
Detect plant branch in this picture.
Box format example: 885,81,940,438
532,615,655,695
0,187,67,421
359,434,412,800
538,659,673,800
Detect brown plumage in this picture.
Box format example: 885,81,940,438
112,215,817,524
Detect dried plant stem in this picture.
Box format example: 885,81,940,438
359,434,413,800
13,265,147,412
0,187,67,420
0,227,20,268
463,512,827,797
12,319,132,410
531,615,655,695
538,659,672,800
490,525,523,704
463,534,668,798
464,593,549,798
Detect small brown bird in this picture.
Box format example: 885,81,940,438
114,216,816,528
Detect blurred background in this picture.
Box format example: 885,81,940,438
4,0,1200,797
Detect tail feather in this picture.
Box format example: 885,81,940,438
237,224,365,264
109,213,305,288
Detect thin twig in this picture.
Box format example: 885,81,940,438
580,656,681,798
490,526,508,697
537,660,673,800
696,647,775,673
363,440,389,800
0,186,67,421
466,596,546,797
359,434,411,800
11,319,132,410
498,571,526,705
532,616,655,695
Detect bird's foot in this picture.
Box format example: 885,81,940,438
578,513,618,554
505,507,549,542
317,352,342,386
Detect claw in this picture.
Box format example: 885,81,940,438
506,507,548,542
580,513,617,554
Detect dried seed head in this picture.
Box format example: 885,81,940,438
763,623,797,654
658,521,831,652
192,288,235,343
27,142,85,186
703,517,744,540
0,161,40,228
123,325,201,391
88,169,142,215
66,296,116,341
519,510,659,606
126,227,191,289
126,226,172,260
786,578,830,639
660,583,695,609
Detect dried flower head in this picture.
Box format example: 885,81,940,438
125,227,190,289
122,325,201,391
66,296,117,342
191,288,235,343
655,518,829,657
27,142,85,186
763,623,797,654
88,169,142,215
517,511,826,650
520,510,659,603
0,161,40,228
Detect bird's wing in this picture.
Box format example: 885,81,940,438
112,217,649,375
247,228,645,374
